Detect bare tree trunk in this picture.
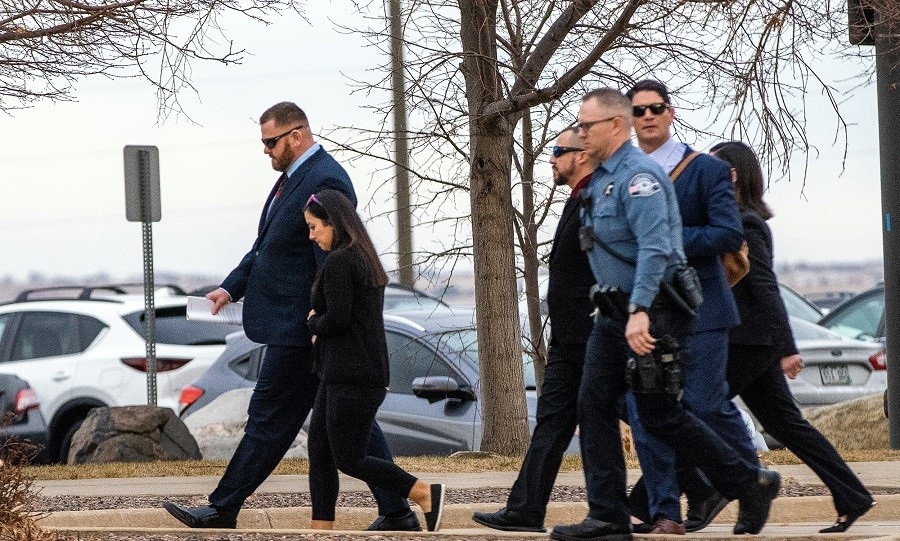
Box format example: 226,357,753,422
517,111,548,392
459,0,529,455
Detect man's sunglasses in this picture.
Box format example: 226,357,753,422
632,103,669,117
552,146,584,158
262,125,305,149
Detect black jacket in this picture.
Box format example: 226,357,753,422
546,195,597,345
729,210,798,376
307,246,390,388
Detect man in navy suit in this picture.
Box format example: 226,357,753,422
622,81,761,535
472,128,597,533
164,102,418,531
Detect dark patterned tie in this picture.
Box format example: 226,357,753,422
265,173,288,224
273,172,287,199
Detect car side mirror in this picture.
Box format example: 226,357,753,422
411,376,476,403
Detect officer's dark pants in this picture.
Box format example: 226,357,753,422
626,327,760,522
209,345,409,516
729,344,873,517
579,315,757,525
505,339,585,521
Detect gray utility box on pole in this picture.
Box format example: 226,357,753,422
123,145,161,406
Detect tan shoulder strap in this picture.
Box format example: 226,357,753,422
669,151,701,182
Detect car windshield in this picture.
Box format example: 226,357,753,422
821,291,884,341
434,328,538,389
789,316,845,341
779,284,822,323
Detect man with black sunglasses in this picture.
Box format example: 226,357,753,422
163,102,419,531
623,80,760,535
473,128,597,533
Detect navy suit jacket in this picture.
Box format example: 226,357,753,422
672,147,743,332
220,147,356,346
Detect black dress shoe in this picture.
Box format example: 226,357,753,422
733,469,781,535
684,491,730,532
366,510,422,531
551,518,633,541
472,507,546,532
631,521,653,534
819,500,876,533
163,501,238,528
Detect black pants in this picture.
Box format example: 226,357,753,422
505,339,585,521
580,313,758,525
209,345,408,516
729,344,873,516
308,381,418,521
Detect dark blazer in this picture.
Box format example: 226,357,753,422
307,246,390,388
729,210,798,364
672,147,743,332
547,195,596,345
220,147,356,346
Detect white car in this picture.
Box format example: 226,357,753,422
0,286,234,462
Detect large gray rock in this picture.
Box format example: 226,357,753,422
68,405,201,464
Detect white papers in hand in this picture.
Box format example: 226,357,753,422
186,296,243,326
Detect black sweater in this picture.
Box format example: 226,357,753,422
307,246,389,388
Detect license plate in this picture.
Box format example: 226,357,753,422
820,365,851,386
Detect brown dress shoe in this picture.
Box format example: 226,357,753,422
649,518,685,535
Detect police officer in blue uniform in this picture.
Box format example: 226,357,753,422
549,88,780,541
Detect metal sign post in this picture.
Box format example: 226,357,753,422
124,145,161,406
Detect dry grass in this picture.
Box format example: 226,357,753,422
23,393,898,480
0,441,60,541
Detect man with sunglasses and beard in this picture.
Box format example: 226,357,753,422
622,80,761,535
163,102,419,531
472,127,597,533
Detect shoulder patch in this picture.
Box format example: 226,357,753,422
627,173,661,197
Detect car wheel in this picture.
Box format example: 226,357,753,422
58,419,84,464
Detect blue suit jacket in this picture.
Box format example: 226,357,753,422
672,147,743,332
220,147,356,346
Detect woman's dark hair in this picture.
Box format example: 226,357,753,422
305,189,388,287
709,140,774,221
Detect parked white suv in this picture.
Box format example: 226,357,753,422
0,285,234,462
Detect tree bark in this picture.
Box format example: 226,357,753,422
459,0,529,455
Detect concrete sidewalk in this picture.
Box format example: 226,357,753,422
36,462,900,539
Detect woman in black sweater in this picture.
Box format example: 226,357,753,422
710,141,874,534
304,189,444,532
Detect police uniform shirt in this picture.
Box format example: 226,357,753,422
581,142,686,309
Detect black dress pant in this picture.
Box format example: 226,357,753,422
728,344,874,516
579,314,757,525
308,381,418,521
505,340,585,521
209,345,408,516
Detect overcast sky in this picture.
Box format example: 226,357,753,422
0,4,884,283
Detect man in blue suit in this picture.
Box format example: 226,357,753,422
164,102,419,531
623,81,761,535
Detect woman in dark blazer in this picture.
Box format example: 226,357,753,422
304,189,444,532
710,141,875,534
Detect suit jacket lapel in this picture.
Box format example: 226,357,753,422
550,197,579,262
258,149,323,238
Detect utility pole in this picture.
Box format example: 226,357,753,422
390,0,414,287
850,0,900,448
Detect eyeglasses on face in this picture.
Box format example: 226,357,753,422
262,125,305,149
575,116,619,133
552,145,584,158
632,103,668,117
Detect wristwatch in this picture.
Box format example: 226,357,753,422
628,303,649,315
